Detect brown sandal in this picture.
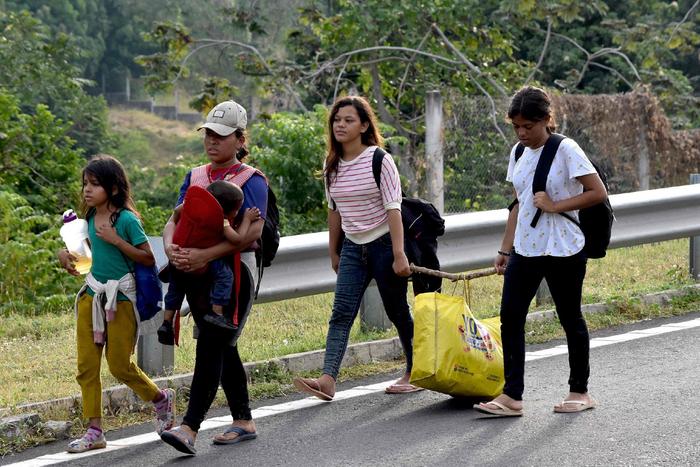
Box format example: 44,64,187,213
292,377,334,401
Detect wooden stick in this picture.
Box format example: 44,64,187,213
410,264,497,281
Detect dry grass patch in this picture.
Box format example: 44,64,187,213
108,108,196,138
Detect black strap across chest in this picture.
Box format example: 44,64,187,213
514,133,566,228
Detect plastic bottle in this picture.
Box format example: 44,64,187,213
60,209,92,274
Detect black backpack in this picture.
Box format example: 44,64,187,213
371,148,445,294
513,134,614,259
239,167,280,298
256,185,280,269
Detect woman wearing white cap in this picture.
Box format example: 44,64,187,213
159,100,267,454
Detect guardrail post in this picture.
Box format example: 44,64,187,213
535,280,552,307
137,309,174,376
690,174,700,280
360,281,392,331
137,237,175,376
425,90,444,213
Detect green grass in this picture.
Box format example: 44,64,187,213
0,240,697,410
460,239,694,318
524,289,700,344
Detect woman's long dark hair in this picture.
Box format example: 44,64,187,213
324,96,383,187
507,86,557,133
80,154,140,225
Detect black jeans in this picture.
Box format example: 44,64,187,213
173,266,253,432
500,251,589,400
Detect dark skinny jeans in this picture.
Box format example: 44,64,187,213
171,266,253,432
500,251,589,400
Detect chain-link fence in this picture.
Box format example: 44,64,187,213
440,89,700,215
442,94,511,214
103,75,201,125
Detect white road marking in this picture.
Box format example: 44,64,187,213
8,317,700,466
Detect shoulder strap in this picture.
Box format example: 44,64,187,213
227,164,268,188
530,133,566,228
372,147,406,197
114,210,136,275
229,164,269,295
506,144,526,212
514,143,525,162
372,147,386,189
189,164,210,188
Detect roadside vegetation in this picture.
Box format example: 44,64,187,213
1,238,697,411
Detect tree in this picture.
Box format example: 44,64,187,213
138,0,526,195
249,107,328,235
504,0,700,127
137,0,700,204
0,91,83,213
0,10,110,155
0,190,80,317
1,0,108,78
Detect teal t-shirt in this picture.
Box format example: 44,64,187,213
86,209,148,299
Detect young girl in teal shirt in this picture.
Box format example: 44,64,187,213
57,155,175,453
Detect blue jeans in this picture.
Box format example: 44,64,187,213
208,258,233,306
500,251,589,400
323,233,414,379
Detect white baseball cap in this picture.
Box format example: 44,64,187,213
197,100,247,136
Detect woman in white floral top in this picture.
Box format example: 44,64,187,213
475,86,607,417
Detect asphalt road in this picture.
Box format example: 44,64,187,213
4,312,700,467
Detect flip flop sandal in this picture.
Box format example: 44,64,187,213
553,398,597,413
385,384,425,394
161,426,196,455
473,400,524,417
213,426,258,445
292,377,334,401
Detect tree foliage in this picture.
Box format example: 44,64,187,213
0,190,80,316
0,91,83,213
135,0,699,203
0,10,110,155
249,107,328,235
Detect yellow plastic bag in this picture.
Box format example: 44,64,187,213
410,286,504,398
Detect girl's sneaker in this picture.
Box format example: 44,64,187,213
67,426,106,453
154,388,176,435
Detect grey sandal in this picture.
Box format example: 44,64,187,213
161,426,196,455
212,426,258,445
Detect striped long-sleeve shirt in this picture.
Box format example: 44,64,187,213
325,146,402,244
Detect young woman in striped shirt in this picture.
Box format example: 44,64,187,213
293,95,421,399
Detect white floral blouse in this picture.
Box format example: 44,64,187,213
506,137,596,257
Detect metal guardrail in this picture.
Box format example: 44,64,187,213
257,184,700,302
140,184,700,374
